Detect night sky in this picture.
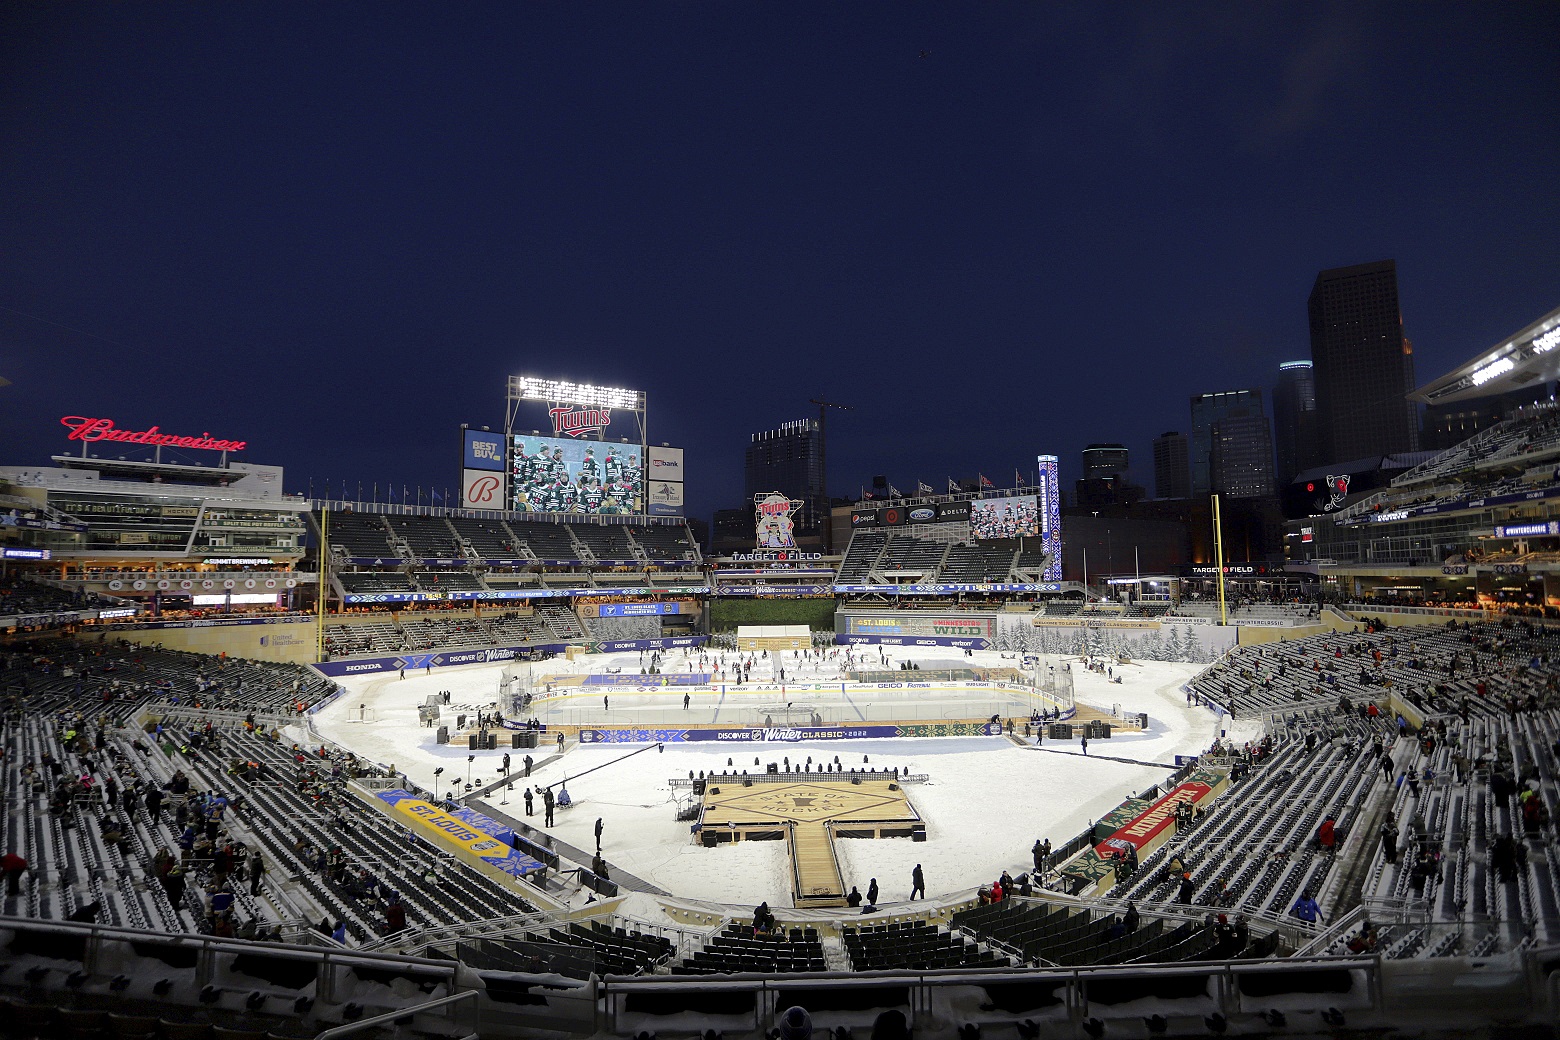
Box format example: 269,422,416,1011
3,3,1557,522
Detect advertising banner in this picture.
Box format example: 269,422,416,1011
313,644,569,676
463,429,507,471
599,601,681,617
577,721,1004,744
970,494,1039,539
647,479,684,516
376,790,544,877
836,634,992,649
1093,779,1215,857
646,445,685,481
509,433,642,515
833,582,1060,595
715,583,833,597
842,614,996,638
462,468,504,509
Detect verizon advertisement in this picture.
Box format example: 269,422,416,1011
462,469,504,509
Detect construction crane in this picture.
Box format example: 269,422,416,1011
809,397,852,555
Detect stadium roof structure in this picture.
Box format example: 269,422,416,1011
1412,303,1560,405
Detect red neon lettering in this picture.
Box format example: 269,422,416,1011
60,416,247,453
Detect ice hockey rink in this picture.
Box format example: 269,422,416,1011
307,643,1229,909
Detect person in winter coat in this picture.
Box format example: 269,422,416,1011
866,878,879,906
910,864,925,900
1123,902,1141,934
1292,892,1322,924
385,898,407,934
846,886,862,907
2,852,27,896
144,786,164,820
331,921,348,944
524,788,534,816
162,867,187,906
1380,822,1398,865
1316,817,1337,851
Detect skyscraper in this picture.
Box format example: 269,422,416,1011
1081,443,1129,480
1210,415,1276,499
1272,360,1320,485
1308,259,1418,461
1152,432,1191,500
744,419,823,522
1190,389,1265,495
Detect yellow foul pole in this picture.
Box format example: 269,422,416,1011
1212,493,1228,626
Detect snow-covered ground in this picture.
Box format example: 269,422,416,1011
311,648,1221,909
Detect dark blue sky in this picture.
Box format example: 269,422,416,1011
3,3,1557,521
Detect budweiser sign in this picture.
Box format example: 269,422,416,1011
60,416,247,452
549,406,611,438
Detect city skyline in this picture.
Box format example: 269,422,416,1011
1,4,1557,522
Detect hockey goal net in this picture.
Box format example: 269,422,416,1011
345,706,378,723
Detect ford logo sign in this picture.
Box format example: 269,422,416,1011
909,507,934,521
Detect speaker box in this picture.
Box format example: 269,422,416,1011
436,726,449,744
468,734,479,751
512,732,524,749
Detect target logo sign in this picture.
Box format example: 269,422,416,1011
463,471,502,507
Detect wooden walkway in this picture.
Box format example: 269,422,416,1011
790,823,846,908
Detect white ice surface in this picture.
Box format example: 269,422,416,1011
310,650,1220,908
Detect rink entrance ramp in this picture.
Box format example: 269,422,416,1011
697,778,922,908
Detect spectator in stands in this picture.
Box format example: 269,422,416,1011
1316,816,1337,852
779,1006,813,1040
1379,819,1398,865
1177,872,1195,903
846,885,862,907
866,878,879,906
1123,902,1140,933
1291,891,1322,926
2,852,26,896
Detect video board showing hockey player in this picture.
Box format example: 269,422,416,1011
969,494,1040,539
508,434,644,514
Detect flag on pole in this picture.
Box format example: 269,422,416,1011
861,485,874,500
1015,469,1027,487
948,478,959,493
432,489,443,503
887,483,902,498
917,481,934,495
979,473,995,489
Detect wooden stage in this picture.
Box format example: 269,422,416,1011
697,779,923,908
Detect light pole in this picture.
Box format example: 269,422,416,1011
432,767,443,802
466,754,475,793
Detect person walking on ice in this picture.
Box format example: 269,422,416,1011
910,863,925,900
1081,733,1089,756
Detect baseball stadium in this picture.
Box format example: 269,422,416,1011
4,349,1560,1040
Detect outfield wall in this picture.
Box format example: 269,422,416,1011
98,615,318,664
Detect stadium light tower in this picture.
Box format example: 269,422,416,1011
810,397,852,554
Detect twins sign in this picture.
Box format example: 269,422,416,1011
754,491,803,549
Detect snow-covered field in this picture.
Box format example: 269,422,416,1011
311,647,1222,908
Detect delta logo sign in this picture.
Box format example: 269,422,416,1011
60,415,246,453
549,406,612,438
